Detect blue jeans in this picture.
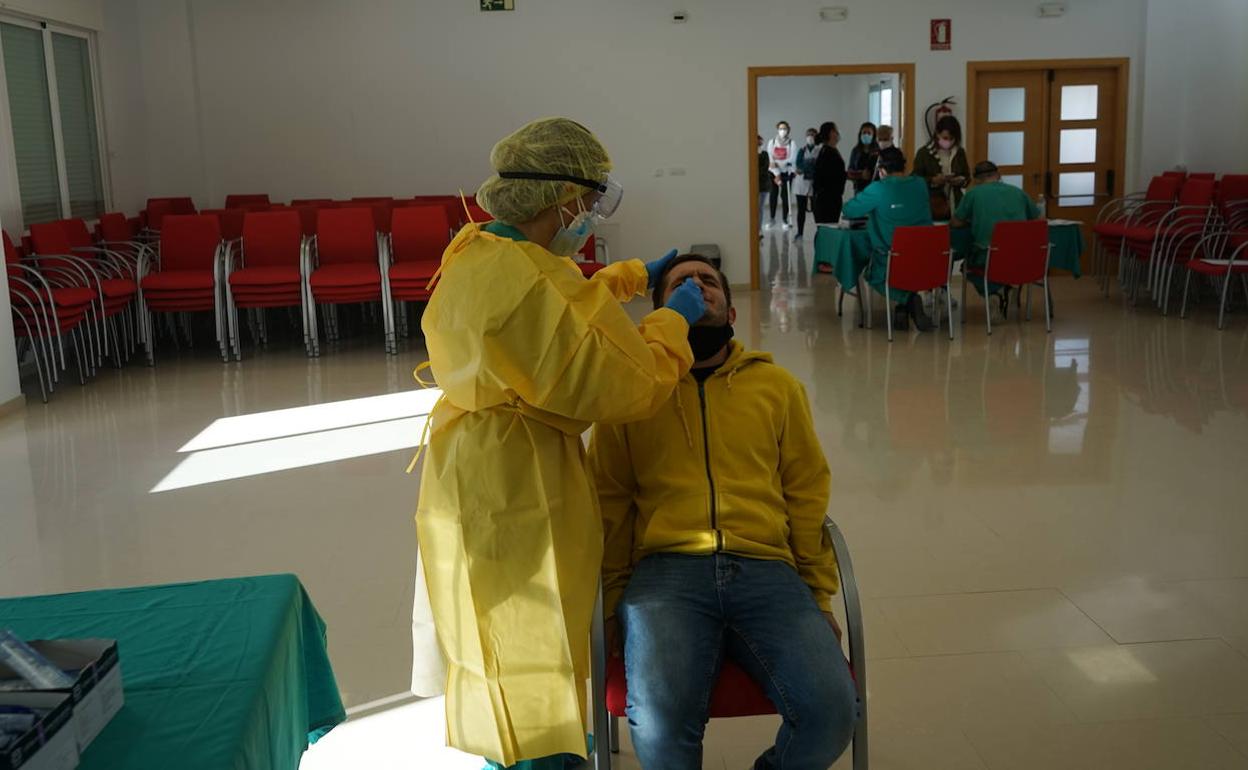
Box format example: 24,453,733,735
618,553,857,770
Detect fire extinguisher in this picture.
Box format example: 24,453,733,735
925,97,956,143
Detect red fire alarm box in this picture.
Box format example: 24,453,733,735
931,19,951,50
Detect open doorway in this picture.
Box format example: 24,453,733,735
748,64,915,290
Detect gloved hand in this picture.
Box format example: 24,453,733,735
664,277,707,325
644,249,679,289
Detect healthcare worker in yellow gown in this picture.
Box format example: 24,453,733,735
414,117,708,768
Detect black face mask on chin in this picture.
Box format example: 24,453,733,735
688,324,734,363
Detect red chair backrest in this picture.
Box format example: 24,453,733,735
463,203,492,226
1187,172,1215,180
294,205,320,237
29,222,73,256
97,212,136,242
1161,170,1187,179
3,231,20,266
241,211,302,268
59,219,94,250
352,196,392,203
579,234,597,263
987,219,1049,285
291,198,332,206
390,206,450,263
201,209,246,241
159,215,222,272
1177,178,1215,207
146,198,194,230
1135,175,1183,226
1217,174,1248,206
224,194,270,208
887,225,951,292
316,207,376,265
371,202,394,234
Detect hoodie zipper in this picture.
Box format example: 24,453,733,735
696,380,723,551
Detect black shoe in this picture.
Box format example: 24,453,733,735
907,295,934,332
893,305,910,331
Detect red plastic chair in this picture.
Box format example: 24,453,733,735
962,219,1051,334
142,197,197,232
576,235,611,278
304,207,390,355
224,194,270,209
880,225,954,341
138,214,227,363
201,208,246,243
370,201,395,235
1123,178,1216,305
222,210,309,359
291,198,332,207
55,218,143,361
382,205,451,349
1092,175,1180,294
28,222,116,367
593,518,867,770
1180,231,1248,329
6,231,95,396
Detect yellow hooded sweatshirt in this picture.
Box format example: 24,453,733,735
590,340,838,619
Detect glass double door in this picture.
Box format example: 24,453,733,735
972,66,1121,273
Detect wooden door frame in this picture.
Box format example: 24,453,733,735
966,58,1129,199
748,63,916,291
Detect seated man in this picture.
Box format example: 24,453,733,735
590,254,857,770
952,160,1043,311
841,146,935,331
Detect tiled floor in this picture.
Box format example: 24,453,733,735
3,230,1248,768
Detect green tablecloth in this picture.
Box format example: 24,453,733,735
813,222,1085,295
0,574,345,770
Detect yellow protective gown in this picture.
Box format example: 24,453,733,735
416,223,692,765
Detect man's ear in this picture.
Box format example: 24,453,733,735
728,306,737,326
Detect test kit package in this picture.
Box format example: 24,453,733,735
0,690,79,770
0,639,123,754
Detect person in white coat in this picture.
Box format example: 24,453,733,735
766,120,797,230
792,127,820,239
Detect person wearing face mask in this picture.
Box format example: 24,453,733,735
872,125,896,180
913,115,971,219
792,128,821,239
591,253,855,770
411,117,707,770
847,121,880,195
812,121,848,224
766,120,797,230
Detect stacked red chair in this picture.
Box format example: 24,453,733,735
202,208,246,243
304,207,390,355
34,219,142,364
6,231,96,397
138,214,227,363
1122,178,1215,305
383,205,451,349
223,210,309,359
1091,175,1181,295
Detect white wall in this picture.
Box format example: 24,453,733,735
96,0,1153,285
1138,0,1248,180
758,72,901,151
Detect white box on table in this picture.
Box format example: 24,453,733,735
0,640,123,753
0,690,79,770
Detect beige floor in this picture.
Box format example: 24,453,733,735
3,232,1248,769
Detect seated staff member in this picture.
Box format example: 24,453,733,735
842,147,934,331
951,161,1042,309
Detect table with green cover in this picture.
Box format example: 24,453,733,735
0,574,345,770
813,221,1085,295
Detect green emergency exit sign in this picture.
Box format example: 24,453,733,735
481,0,515,10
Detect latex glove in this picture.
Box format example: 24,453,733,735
644,249,679,289
664,277,707,325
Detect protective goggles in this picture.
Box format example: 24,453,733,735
497,171,623,219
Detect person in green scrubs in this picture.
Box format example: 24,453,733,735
952,161,1042,305
842,146,934,330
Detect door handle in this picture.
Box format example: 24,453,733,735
1106,169,1116,196
1044,171,1053,198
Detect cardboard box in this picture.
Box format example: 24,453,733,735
0,690,79,770
0,640,123,753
